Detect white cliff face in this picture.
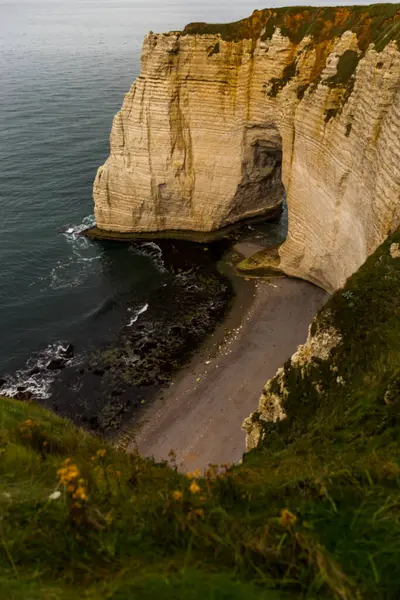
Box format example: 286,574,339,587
94,31,285,235
278,37,400,292
94,19,400,292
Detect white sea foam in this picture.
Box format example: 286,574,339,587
63,214,96,241
0,342,75,400
129,241,165,272
127,303,149,327
62,214,96,251
38,215,101,291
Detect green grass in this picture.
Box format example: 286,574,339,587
268,60,297,98
184,4,400,49
326,50,360,87
2,231,400,598
323,50,361,119
208,41,220,56
247,230,400,596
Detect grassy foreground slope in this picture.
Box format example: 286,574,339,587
1,232,400,599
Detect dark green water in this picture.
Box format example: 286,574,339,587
0,0,283,405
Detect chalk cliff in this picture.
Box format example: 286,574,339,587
94,6,400,291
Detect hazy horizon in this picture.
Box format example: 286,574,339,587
1,1,398,33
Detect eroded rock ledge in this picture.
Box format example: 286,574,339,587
94,6,400,291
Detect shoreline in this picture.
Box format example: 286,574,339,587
121,252,328,470
1,215,288,436
82,203,283,244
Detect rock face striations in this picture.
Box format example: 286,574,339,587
94,5,400,291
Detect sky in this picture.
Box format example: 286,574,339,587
1,1,397,42
2,0,396,6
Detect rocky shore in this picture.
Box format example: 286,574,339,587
46,239,234,434
1,212,293,442
0,213,284,431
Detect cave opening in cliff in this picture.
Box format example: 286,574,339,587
252,130,287,245
229,124,287,241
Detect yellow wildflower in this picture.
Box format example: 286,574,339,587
189,481,201,495
173,490,183,501
73,484,88,501
96,449,107,458
279,509,297,528
57,462,80,486
195,508,204,518
187,468,201,480
19,418,39,436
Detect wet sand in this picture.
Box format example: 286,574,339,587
127,276,327,471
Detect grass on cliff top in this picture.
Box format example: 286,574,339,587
183,4,400,50
2,232,400,599
184,5,400,107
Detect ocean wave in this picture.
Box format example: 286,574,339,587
44,251,102,291
63,214,96,240
0,342,75,401
37,215,102,291
127,303,149,327
61,214,95,251
129,241,166,272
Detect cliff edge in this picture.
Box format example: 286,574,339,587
243,230,400,452
94,5,400,291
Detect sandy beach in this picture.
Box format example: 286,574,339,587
127,271,327,471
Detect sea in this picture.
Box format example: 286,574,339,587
0,0,284,409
